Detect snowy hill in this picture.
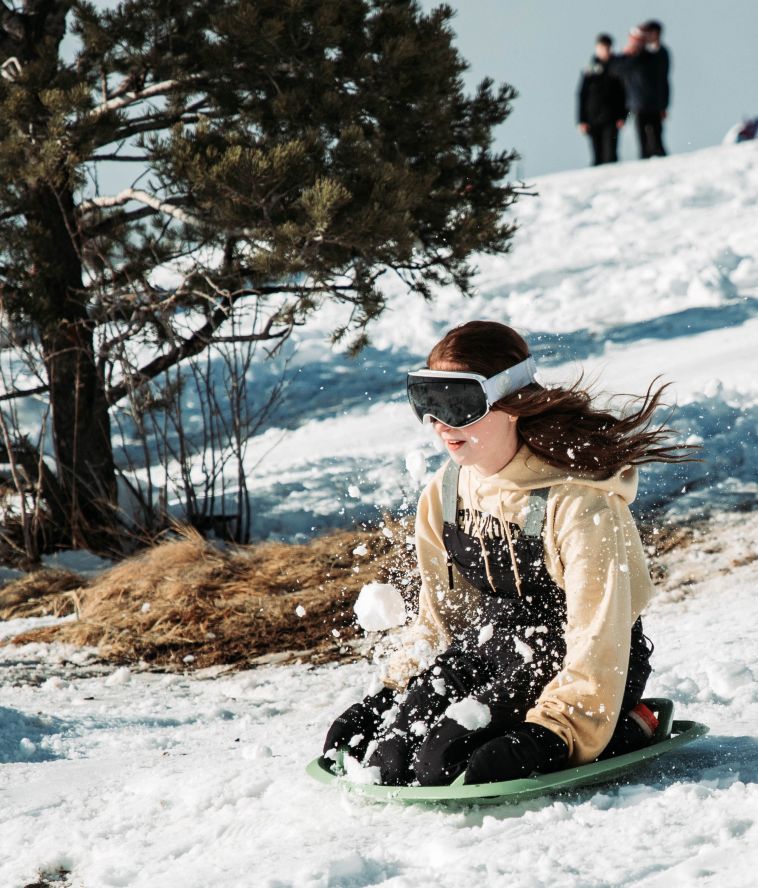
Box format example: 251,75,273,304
243,141,758,538
2,143,758,887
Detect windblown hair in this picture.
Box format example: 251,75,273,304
428,320,697,477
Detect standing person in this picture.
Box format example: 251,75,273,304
577,34,627,166
612,23,671,158
639,20,671,157
324,321,694,787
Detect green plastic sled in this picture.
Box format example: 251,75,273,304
306,698,709,805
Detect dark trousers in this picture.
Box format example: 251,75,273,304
589,122,619,165
636,111,666,158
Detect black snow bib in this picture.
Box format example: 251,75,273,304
439,461,651,711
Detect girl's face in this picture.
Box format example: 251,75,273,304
428,360,520,476
432,407,519,477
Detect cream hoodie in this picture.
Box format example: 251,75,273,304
384,445,656,765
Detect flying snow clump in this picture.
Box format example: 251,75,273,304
445,697,492,731
405,450,427,483
354,583,407,631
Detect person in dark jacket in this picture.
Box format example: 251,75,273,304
611,21,671,158
577,34,627,166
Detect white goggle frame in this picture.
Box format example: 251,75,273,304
408,356,538,427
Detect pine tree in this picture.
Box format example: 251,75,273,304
0,0,518,551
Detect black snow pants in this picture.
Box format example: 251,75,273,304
636,111,667,158
589,122,619,165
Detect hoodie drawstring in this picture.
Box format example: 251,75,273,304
465,469,523,598
500,501,524,598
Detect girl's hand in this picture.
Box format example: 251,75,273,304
323,687,394,754
463,723,568,784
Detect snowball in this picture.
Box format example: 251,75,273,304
382,527,394,540
347,485,361,499
405,450,427,483
141,602,151,614
343,755,381,785
431,678,447,696
353,583,407,631
183,654,195,664
410,721,428,737
295,605,306,618
352,544,368,556
445,697,492,731
478,623,494,646
593,513,601,526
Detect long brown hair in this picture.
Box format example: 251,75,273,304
428,320,697,476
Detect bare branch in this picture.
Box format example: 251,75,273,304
211,330,290,344
0,383,49,402
106,301,291,405
87,153,151,162
87,78,186,118
78,187,202,228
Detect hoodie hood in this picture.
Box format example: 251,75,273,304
459,444,638,513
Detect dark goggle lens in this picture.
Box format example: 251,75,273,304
407,379,488,428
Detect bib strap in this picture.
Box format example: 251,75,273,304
441,460,461,526
522,488,550,537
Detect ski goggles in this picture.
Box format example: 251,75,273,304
406,357,537,429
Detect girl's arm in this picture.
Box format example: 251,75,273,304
525,485,655,763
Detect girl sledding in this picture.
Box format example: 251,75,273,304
317,320,703,792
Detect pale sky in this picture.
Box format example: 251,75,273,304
423,0,758,177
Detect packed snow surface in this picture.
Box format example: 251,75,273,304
2,512,758,886
2,144,758,886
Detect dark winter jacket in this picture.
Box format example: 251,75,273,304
577,57,627,127
610,46,670,113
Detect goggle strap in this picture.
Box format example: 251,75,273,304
482,356,537,403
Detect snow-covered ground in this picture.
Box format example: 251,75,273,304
1,512,758,888
2,142,758,887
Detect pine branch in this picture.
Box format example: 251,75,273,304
80,204,158,237
78,188,202,228
87,78,189,118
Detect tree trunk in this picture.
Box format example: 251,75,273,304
42,320,118,551
33,185,120,552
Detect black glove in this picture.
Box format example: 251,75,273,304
323,687,395,756
367,733,415,786
463,723,568,785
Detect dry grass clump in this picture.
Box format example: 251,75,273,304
0,569,84,620
3,520,418,670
